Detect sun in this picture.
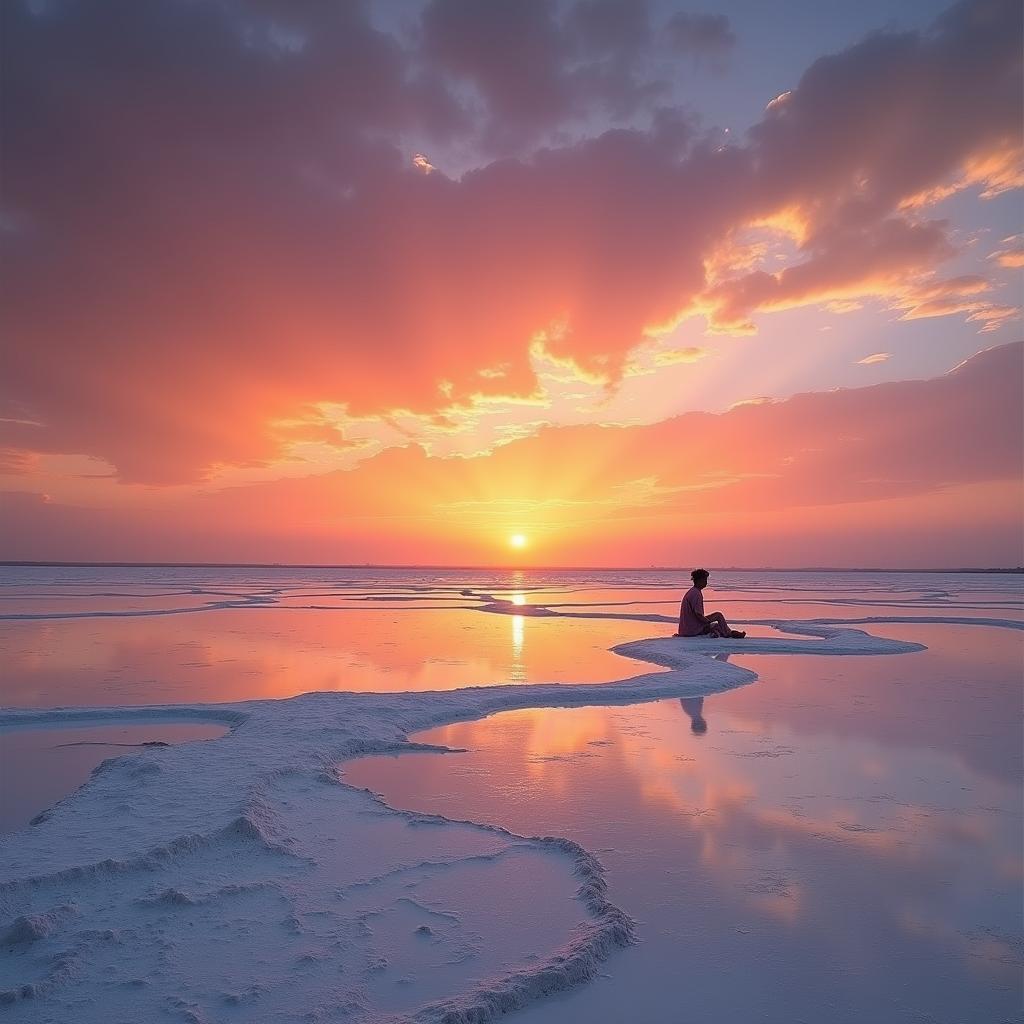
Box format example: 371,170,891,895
509,533,528,550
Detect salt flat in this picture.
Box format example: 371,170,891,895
0,568,1020,1021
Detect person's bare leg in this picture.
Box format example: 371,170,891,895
708,611,745,639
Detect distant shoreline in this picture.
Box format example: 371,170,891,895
1,561,1021,574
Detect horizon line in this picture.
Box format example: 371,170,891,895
1,560,1021,574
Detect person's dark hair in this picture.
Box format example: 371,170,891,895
691,568,709,584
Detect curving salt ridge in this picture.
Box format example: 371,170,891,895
0,625,923,1022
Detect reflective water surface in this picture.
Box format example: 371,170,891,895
346,624,1024,1023
0,606,660,705
3,566,1019,707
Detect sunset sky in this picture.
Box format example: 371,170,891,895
1,0,1021,567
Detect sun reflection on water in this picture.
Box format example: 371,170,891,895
511,593,526,682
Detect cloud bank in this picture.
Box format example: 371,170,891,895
0,0,1021,486
3,343,1020,566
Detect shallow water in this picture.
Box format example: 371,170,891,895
0,605,663,705
346,623,1024,1023
2,566,1020,707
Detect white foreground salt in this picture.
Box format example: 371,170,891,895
0,622,927,1022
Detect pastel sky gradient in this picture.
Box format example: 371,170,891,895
1,0,1021,566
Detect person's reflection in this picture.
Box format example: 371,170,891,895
680,697,708,734
680,655,730,734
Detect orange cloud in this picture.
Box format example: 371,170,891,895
653,346,708,366
990,236,1024,268
703,219,954,332
2,344,1020,566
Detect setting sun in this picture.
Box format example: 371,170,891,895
509,534,528,549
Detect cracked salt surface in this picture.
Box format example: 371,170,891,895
0,568,1020,1021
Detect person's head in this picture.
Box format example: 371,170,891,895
691,568,709,590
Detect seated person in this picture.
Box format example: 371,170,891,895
676,569,745,638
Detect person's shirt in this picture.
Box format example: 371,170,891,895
678,585,706,636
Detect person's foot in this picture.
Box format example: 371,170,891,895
730,630,746,639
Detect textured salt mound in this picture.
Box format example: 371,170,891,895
0,624,922,1021
616,621,927,658
0,723,232,835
